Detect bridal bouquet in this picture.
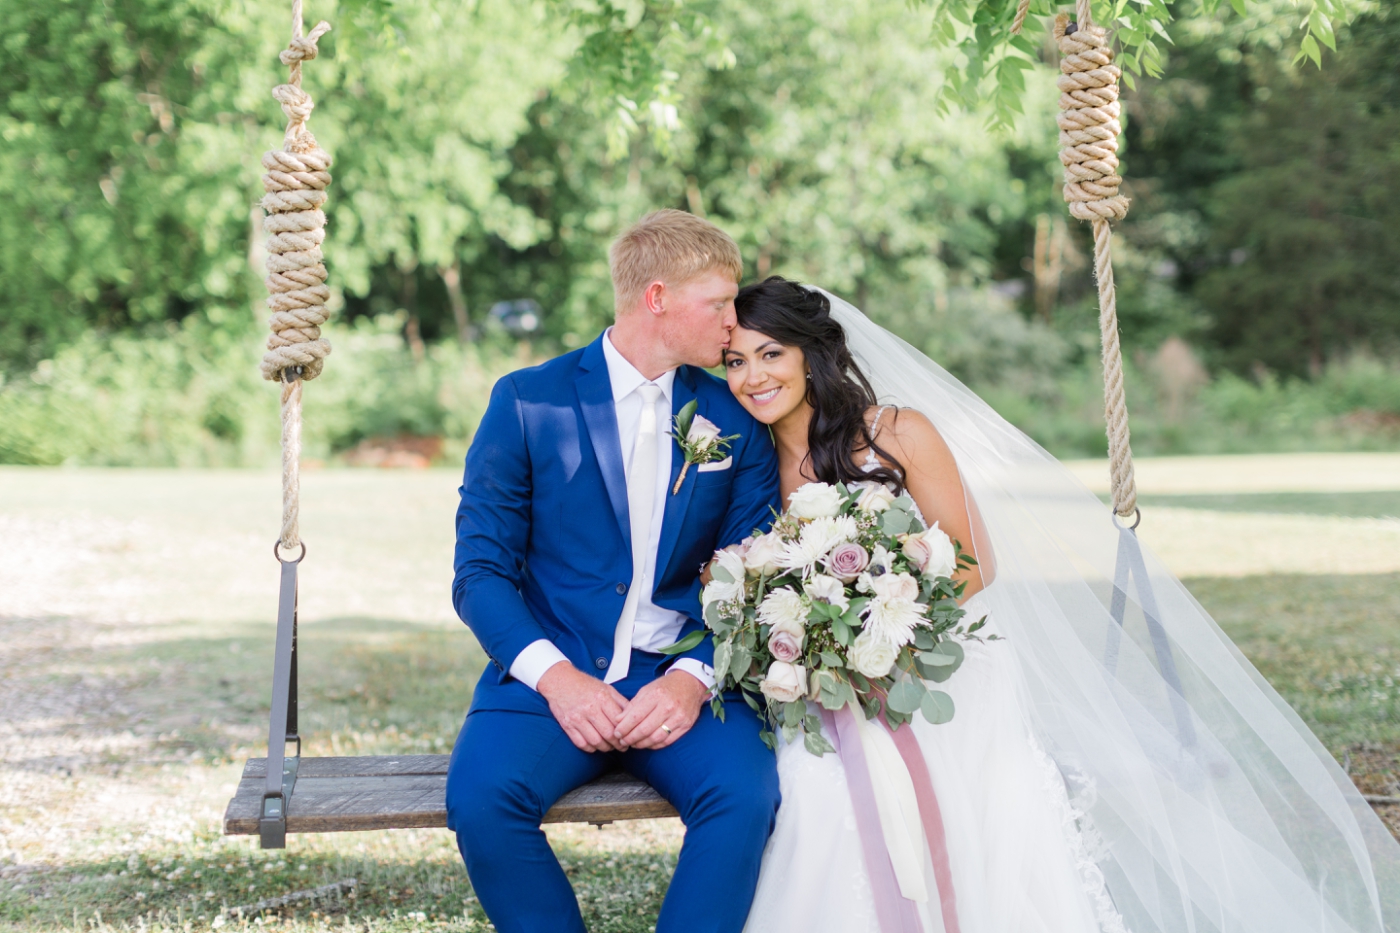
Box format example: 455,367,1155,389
671,481,984,755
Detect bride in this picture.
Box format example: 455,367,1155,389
718,277,1400,933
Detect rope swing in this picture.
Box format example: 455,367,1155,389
1014,1,1139,519
260,0,333,553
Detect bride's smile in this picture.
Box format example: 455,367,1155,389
722,326,809,425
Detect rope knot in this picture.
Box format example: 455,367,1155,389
1054,13,1130,224
261,8,333,386
279,20,331,65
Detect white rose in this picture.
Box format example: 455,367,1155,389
849,630,897,679
758,587,809,634
868,571,919,602
902,524,958,579
803,574,850,613
852,482,896,514
687,413,723,452
744,532,785,575
787,482,844,520
759,661,807,703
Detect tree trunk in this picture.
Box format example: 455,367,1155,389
440,262,472,344
401,262,425,363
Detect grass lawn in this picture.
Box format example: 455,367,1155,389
2,460,1399,932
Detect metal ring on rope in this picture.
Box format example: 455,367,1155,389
1111,508,1143,532
274,540,308,564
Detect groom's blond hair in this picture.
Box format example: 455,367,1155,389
609,210,743,315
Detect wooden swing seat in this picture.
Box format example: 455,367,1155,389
223,754,678,837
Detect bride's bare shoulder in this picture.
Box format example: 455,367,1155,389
866,405,946,450
868,406,957,465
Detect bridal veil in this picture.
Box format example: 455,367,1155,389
821,289,1400,932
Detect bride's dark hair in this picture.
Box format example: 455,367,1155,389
733,276,906,491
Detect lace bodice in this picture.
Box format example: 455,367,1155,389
861,405,892,470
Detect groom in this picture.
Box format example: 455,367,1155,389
446,210,782,933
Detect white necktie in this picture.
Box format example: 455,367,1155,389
605,383,664,684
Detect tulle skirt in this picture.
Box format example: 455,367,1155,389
744,590,1125,933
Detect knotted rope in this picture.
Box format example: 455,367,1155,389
1051,4,1138,518
261,0,332,550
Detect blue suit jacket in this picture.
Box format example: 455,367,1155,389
453,334,781,714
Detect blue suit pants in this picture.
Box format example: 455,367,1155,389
445,651,780,933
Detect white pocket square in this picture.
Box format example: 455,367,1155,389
697,456,733,473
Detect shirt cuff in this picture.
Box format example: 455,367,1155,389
509,639,570,691
670,659,717,691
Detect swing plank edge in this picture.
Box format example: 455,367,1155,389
223,755,679,836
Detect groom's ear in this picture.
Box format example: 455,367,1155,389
642,280,668,316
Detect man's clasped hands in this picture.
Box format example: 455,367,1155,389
535,664,710,753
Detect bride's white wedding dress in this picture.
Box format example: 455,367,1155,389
745,589,1121,933
746,415,1122,932
740,292,1400,933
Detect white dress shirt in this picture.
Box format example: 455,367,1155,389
508,330,716,691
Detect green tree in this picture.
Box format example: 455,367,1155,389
0,0,570,368
1197,10,1400,375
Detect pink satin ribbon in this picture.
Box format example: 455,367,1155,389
824,707,961,933
882,713,962,933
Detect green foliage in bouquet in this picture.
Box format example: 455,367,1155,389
680,480,990,755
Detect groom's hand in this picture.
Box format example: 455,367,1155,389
614,671,708,750
537,663,629,753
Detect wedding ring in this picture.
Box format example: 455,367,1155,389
660,724,672,735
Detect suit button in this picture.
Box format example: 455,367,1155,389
595,657,609,669
615,583,627,595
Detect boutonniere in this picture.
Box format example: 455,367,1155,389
668,399,740,494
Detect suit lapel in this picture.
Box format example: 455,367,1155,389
655,366,699,579
575,337,631,553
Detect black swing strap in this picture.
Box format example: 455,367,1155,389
260,541,304,849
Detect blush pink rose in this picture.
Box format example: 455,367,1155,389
723,539,752,560
768,629,803,663
827,542,870,582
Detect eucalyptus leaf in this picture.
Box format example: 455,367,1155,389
919,651,956,667
713,638,732,681
881,509,912,535
730,643,752,682
783,700,805,728
711,564,734,585
886,679,926,714
819,651,845,668
933,640,965,669
804,728,836,756
831,617,854,646
921,690,955,725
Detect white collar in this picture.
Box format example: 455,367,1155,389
602,328,676,404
